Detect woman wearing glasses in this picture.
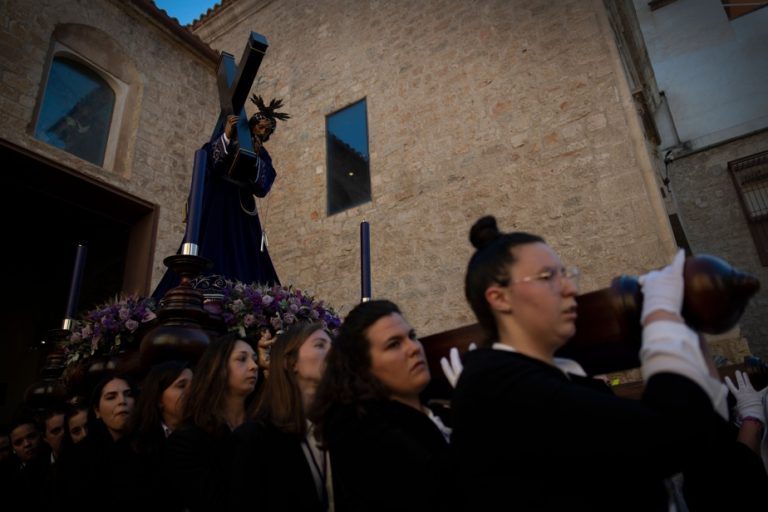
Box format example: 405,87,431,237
450,215,731,511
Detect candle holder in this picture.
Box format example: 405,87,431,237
139,254,213,370
23,328,72,409
360,220,371,302
190,274,229,339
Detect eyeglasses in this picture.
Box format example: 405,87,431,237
498,266,580,291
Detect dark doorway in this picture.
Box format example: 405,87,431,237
0,139,157,422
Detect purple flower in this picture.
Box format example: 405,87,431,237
65,283,341,369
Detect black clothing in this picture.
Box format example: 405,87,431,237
230,420,325,512
152,130,279,300
164,423,236,512
682,417,768,510
133,424,178,511
451,348,722,511
57,434,150,512
324,399,453,512
4,449,51,510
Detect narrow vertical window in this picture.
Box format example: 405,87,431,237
326,99,371,215
34,57,115,166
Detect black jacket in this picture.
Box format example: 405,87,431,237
324,399,454,512
450,348,722,511
164,423,235,512
230,420,325,512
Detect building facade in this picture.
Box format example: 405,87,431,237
0,0,219,419
191,0,676,336
628,0,768,359
3,0,763,418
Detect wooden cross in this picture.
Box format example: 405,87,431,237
213,32,269,178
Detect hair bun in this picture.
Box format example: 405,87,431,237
470,216,501,250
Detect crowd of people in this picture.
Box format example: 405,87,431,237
2,215,767,511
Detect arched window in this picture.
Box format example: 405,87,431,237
34,57,115,166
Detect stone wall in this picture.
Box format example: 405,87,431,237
193,0,676,335
668,130,768,359
0,0,219,286
0,0,687,339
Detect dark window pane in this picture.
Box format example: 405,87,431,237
326,99,371,215
34,57,115,166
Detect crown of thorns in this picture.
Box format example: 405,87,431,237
250,95,290,127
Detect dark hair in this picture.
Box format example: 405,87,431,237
40,404,67,453
465,216,545,342
181,332,257,434
253,322,326,436
309,300,401,436
131,360,189,456
249,95,290,142
88,372,138,443
9,409,39,435
248,113,274,136
61,401,90,451
8,409,43,463
41,404,67,428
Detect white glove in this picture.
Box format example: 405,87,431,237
440,343,477,388
638,249,686,324
724,370,767,423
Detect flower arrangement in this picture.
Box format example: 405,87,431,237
64,295,158,366
220,281,342,338
63,281,342,367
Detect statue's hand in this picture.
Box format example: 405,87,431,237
257,330,275,370
224,114,239,140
